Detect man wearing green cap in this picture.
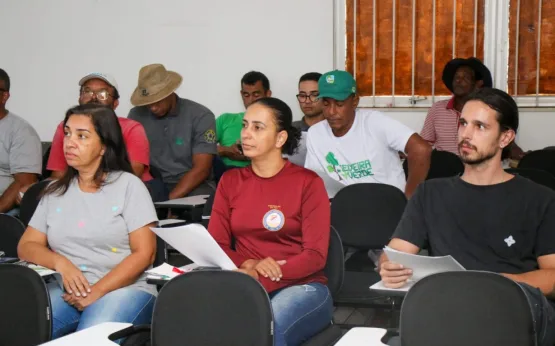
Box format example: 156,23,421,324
305,70,431,198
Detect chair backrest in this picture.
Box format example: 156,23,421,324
41,145,52,179
19,179,51,227
518,149,555,176
151,270,273,346
403,150,463,180
400,271,535,346
325,226,345,298
331,183,407,249
506,167,555,190
201,193,216,228
0,214,26,257
0,264,52,346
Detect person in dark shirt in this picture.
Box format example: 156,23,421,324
209,97,332,346
379,88,555,346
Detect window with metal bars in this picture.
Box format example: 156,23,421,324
337,0,555,108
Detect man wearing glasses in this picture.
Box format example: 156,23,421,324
293,72,325,132
46,73,152,182
0,68,41,215
285,73,325,166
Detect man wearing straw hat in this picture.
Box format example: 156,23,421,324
129,64,217,201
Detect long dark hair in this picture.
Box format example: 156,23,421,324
45,104,132,195
250,97,301,155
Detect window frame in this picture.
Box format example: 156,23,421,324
334,0,555,108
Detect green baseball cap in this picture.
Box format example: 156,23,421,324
318,70,357,101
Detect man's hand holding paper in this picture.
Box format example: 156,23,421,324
379,261,413,289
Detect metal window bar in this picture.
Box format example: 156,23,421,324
372,0,376,106
453,0,457,58
474,0,478,56
514,0,520,96
351,0,486,106
536,0,542,106
392,0,396,106
432,0,436,103
353,0,357,82
411,0,416,106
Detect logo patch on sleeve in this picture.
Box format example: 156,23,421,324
203,129,216,143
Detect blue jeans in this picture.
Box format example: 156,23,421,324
270,282,333,346
519,283,555,346
47,281,155,344
4,208,19,217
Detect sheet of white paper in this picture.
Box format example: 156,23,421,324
155,195,209,207
151,223,237,270
157,219,186,226
146,263,198,279
334,327,388,346
370,247,467,292
383,247,466,282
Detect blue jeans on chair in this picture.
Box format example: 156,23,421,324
270,282,334,346
47,281,155,344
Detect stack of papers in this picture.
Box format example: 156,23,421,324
370,246,466,292
146,263,198,280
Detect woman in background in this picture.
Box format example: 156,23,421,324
209,97,333,346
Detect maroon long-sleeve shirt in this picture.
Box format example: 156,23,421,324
208,160,331,293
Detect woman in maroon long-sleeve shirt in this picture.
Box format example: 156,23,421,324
208,97,333,346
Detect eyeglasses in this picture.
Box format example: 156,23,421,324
296,93,319,103
80,89,113,101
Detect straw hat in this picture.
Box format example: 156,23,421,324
130,64,183,106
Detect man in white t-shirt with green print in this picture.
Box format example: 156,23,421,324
305,70,431,198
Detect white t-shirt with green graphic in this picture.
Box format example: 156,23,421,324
305,109,415,193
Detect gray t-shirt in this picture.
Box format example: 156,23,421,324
292,118,310,132
0,112,42,195
128,97,217,184
29,172,158,296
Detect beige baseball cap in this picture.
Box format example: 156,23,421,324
79,72,119,93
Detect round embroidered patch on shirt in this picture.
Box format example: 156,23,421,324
77,221,85,228
79,265,87,271
111,247,118,253
262,209,285,232
203,129,216,144
112,206,119,212
56,207,62,213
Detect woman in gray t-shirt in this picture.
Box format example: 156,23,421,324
18,104,158,342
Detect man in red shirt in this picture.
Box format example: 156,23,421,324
421,58,525,159
46,73,152,182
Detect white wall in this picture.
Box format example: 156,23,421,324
1,0,333,140
1,0,554,151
